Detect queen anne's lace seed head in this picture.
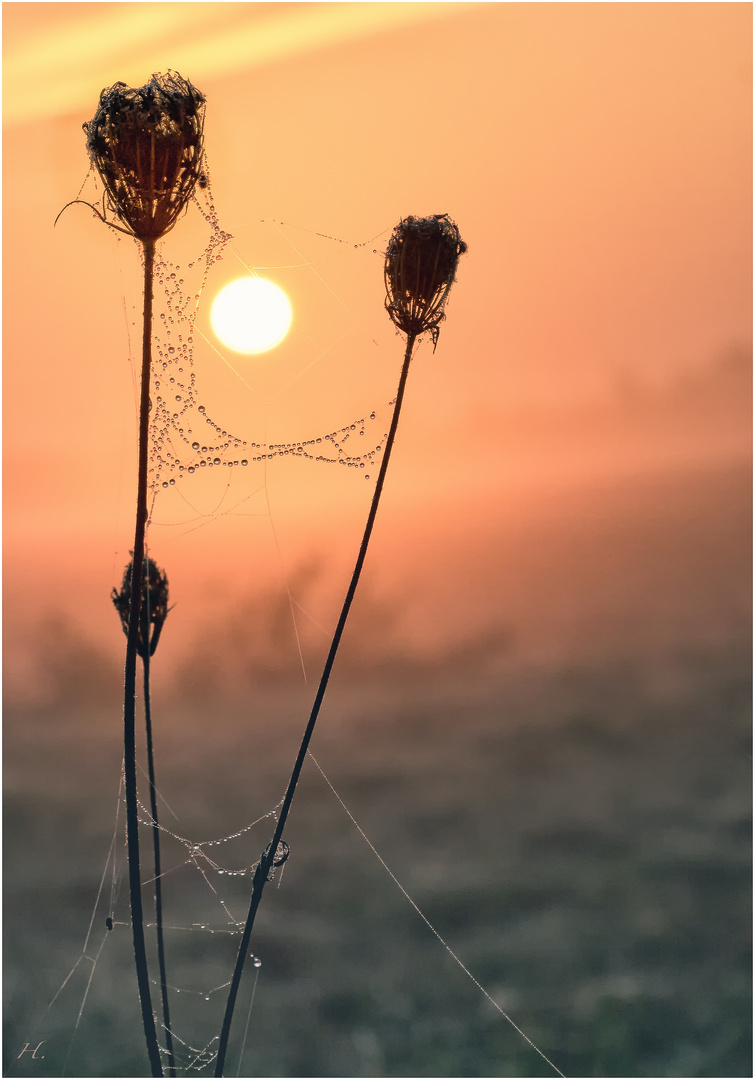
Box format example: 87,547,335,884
84,71,205,241
112,556,170,658
384,214,467,347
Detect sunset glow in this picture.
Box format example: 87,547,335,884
4,6,751,1076
210,277,293,354
3,0,751,672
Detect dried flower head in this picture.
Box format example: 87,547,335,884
84,71,205,241
384,214,467,347
112,556,170,658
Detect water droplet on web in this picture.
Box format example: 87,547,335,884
253,957,262,969
192,441,200,450
198,405,206,413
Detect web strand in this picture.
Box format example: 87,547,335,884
307,751,567,1079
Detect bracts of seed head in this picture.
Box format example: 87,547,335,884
83,71,205,241
112,556,170,658
384,213,467,349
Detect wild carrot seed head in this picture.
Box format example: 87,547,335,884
84,71,205,241
112,556,170,658
384,214,467,347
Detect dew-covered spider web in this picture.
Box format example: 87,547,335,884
117,173,413,505
21,750,564,1078
14,169,565,1079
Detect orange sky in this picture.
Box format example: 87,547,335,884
3,2,752,695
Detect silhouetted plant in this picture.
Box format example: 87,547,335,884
215,213,466,1076
113,555,174,1076
70,71,206,1078
84,72,205,243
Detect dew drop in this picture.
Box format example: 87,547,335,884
241,459,248,466
213,457,221,466
253,957,262,969
192,441,200,450
198,405,206,413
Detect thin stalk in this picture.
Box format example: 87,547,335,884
123,236,163,1077
143,650,175,1076
215,331,417,1077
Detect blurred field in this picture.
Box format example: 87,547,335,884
3,460,752,1078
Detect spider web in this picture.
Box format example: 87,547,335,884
11,181,564,1079
18,747,564,1078
130,177,409,501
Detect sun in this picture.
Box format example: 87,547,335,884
210,276,293,354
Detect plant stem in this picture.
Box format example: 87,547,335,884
123,237,163,1077
143,650,175,1076
214,331,417,1077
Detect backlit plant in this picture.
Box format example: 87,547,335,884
215,212,466,1075
69,71,206,1078
112,556,174,1075
69,72,468,1079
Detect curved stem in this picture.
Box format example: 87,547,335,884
143,651,175,1076
214,331,417,1077
123,237,163,1077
